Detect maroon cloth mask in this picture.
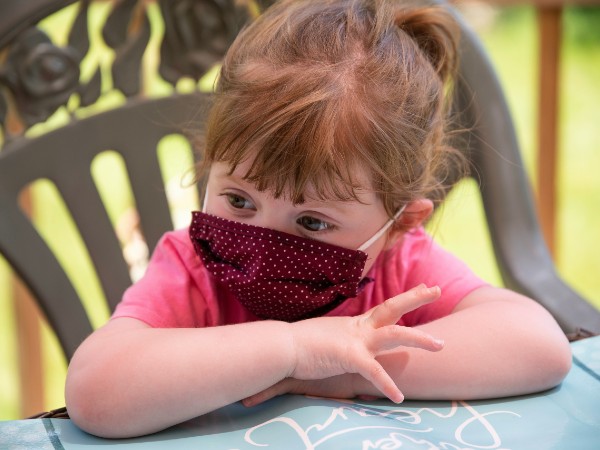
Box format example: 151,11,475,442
189,211,372,321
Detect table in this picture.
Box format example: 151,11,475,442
2,336,600,449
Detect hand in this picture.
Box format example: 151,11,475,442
282,284,444,404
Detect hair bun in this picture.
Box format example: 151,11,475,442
393,5,460,83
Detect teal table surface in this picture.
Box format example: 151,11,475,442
2,336,600,450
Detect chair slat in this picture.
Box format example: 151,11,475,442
56,170,132,313
0,197,93,361
0,94,209,358
122,143,174,252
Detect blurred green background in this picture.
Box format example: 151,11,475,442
0,2,599,420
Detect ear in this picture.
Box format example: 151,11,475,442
384,199,434,250
398,198,434,229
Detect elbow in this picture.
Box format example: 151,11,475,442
65,372,109,438
65,367,131,439
516,300,574,392
65,394,103,438
549,339,573,387
531,332,572,392
66,388,132,439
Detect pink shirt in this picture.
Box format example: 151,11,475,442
112,227,487,327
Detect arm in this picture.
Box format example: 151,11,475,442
377,286,572,400
65,285,443,438
65,318,296,438
245,286,572,404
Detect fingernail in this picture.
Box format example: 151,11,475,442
434,338,445,348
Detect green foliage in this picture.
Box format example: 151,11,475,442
565,7,600,46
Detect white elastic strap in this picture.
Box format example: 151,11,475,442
201,186,209,213
357,204,407,252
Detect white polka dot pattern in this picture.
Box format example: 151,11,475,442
189,211,371,321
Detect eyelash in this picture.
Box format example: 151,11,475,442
296,216,336,233
220,192,337,234
222,192,255,210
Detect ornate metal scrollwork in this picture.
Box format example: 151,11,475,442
103,0,151,97
0,0,276,145
0,27,81,128
159,0,249,85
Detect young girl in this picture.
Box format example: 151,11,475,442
65,0,571,438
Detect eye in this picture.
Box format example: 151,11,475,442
296,216,333,232
225,193,255,210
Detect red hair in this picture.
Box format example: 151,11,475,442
199,0,464,221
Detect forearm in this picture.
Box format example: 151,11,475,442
364,288,572,400
66,285,439,438
66,319,295,438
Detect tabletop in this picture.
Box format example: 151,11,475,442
2,335,600,450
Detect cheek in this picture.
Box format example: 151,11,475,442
205,194,234,220
206,201,227,218
360,238,388,277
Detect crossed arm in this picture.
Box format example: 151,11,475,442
65,285,571,438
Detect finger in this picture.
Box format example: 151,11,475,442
370,325,444,353
243,380,290,407
367,284,441,328
356,358,404,404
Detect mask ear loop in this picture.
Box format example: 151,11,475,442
202,186,209,213
357,204,407,252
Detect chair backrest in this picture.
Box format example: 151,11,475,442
1,0,598,362
0,0,238,360
451,12,599,335
0,94,207,360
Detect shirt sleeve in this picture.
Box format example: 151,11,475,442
111,229,220,328
398,228,489,326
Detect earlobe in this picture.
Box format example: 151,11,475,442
399,199,434,230
383,199,434,251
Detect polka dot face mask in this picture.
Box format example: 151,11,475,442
189,207,404,322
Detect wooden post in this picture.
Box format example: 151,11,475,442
13,190,45,418
3,90,46,417
537,6,562,256
13,276,45,417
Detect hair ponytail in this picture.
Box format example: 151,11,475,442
393,5,460,84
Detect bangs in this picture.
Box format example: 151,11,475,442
197,0,460,219
203,62,374,204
